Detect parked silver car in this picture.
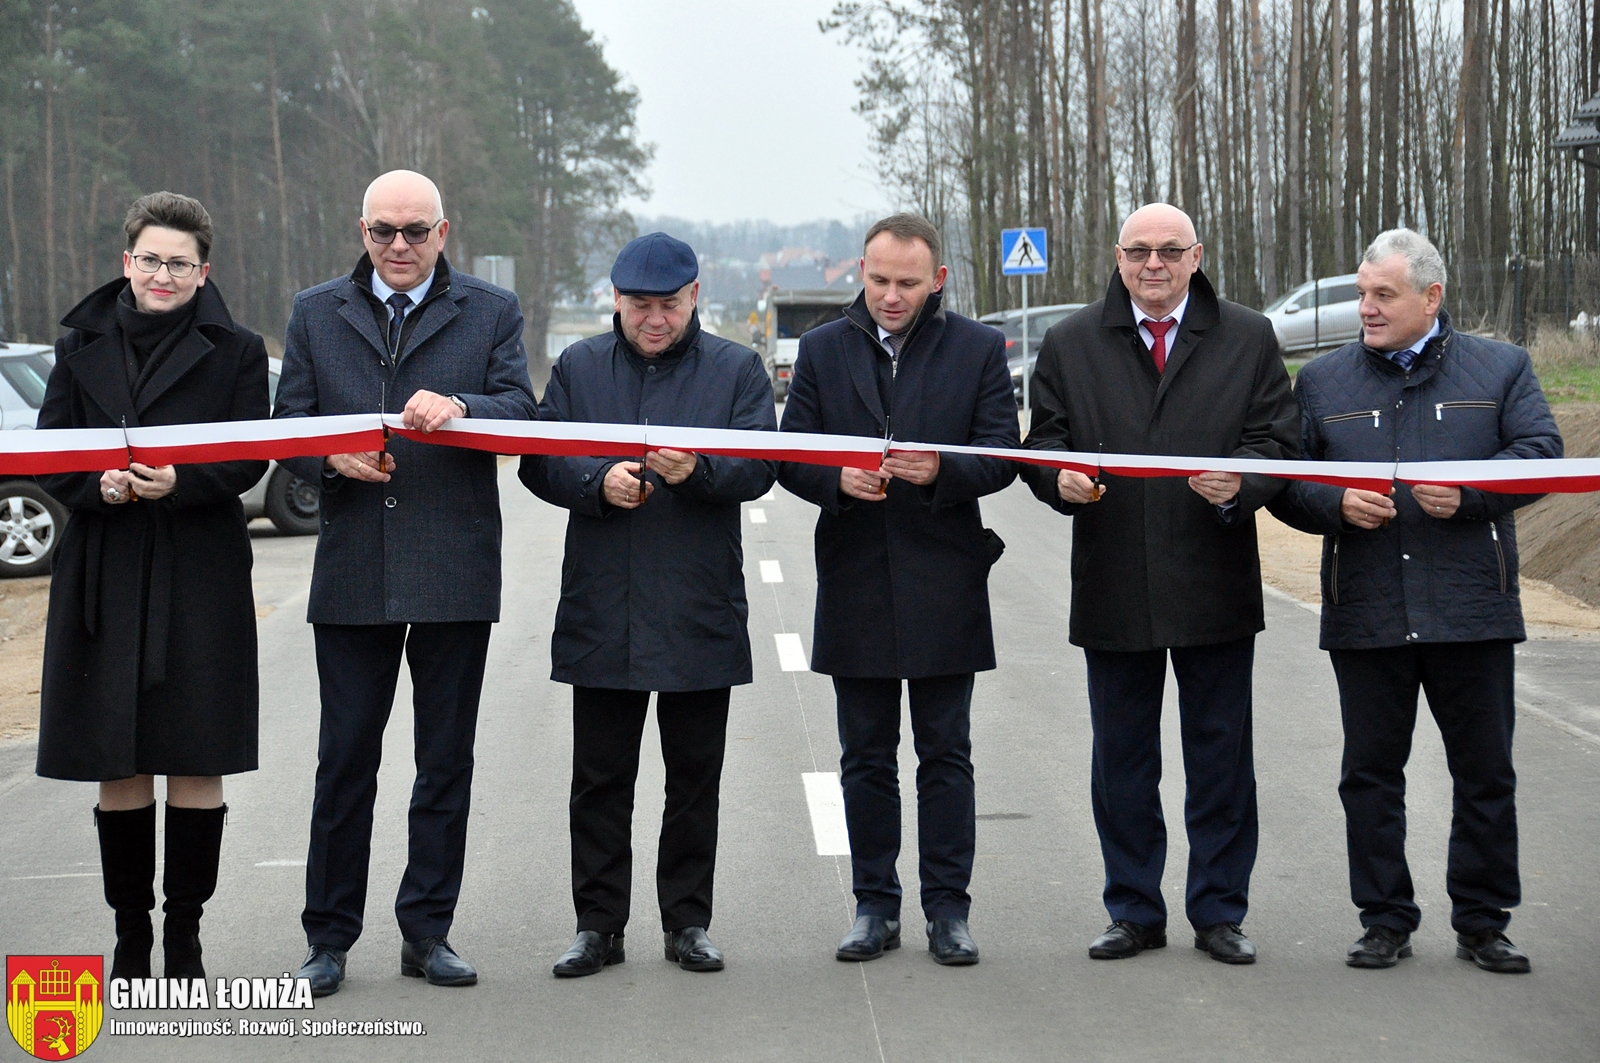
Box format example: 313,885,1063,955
978,303,1085,406
0,342,68,578
239,358,319,536
1262,274,1362,354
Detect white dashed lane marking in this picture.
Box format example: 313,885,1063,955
774,632,809,671
749,508,768,524
760,560,783,583
801,772,852,856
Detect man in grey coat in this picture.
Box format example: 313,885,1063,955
1270,228,1561,974
520,232,775,978
274,169,537,995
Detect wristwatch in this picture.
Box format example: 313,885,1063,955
447,394,469,417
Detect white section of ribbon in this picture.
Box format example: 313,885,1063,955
0,427,127,454
125,413,382,447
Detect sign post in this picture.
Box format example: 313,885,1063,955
1000,228,1048,427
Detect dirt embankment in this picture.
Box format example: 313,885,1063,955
1261,402,1600,639
0,576,49,739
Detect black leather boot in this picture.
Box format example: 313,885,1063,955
162,804,226,980
95,804,157,981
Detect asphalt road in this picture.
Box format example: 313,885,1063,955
3,463,1598,1063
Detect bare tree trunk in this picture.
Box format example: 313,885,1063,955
1082,0,1108,290
1286,0,1305,281
1365,0,1383,240
268,35,294,318
1380,0,1401,227
1250,0,1276,297
1217,0,1236,291
1588,0,1599,250
1345,0,1362,259
1331,0,1346,265
4,153,22,338
1489,0,1511,265
1177,0,1201,218
43,8,58,331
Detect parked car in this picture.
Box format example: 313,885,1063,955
978,303,1085,406
1262,274,1362,354
239,358,319,536
0,341,67,578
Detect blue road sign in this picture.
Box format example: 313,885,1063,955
1000,228,1048,275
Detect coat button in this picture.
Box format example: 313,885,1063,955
582,474,591,482
648,365,657,374
1402,553,1410,560
385,497,397,508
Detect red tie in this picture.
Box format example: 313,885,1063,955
1145,317,1175,373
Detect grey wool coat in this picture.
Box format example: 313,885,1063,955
36,278,267,780
1268,311,1562,649
519,315,777,692
273,255,537,624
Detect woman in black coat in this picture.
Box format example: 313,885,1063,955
35,192,268,981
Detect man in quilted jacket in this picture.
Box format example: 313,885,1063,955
1270,227,1562,974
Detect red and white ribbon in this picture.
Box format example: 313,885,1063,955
3,413,1597,495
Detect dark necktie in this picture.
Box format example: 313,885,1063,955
883,332,904,373
1145,317,1175,373
386,292,412,357
1389,345,1420,371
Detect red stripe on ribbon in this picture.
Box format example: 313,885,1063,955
132,430,384,467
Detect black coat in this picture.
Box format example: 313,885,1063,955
35,279,268,780
519,317,777,691
777,291,1019,679
273,256,538,624
1023,270,1299,652
1267,311,1562,649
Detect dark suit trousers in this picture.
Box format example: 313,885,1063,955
570,686,730,935
1084,635,1258,930
1329,640,1520,935
834,674,976,921
302,622,491,949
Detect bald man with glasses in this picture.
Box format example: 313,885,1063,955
274,168,537,996
1022,203,1299,966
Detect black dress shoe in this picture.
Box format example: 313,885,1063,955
1346,925,1412,968
836,915,901,961
552,931,625,978
400,936,477,986
1194,923,1256,964
1456,930,1531,974
664,927,725,972
926,918,979,966
1088,921,1167,960
295,945,347,998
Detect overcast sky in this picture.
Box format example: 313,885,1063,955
567,0,885,226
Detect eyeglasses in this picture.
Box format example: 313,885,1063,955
364,220,442,245
128,253,199,279
1118,244,1197,264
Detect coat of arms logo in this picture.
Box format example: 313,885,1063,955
6,956,103,1059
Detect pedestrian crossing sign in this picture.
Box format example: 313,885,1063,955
1001,228,1048,275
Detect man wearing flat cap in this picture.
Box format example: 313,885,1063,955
520,232,776,977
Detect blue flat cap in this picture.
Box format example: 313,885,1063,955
611,232,699,296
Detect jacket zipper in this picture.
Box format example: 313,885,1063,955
1329,536,1340,605
1435,400,1498,420
1491,522,1506,593
1324,409,1382,428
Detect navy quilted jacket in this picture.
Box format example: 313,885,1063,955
1268,311,1562,649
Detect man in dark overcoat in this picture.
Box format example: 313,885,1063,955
274,169,537,995
778,213,1018,967
520,232,776,977
1269,228,1560,974
1024,203,1298,964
